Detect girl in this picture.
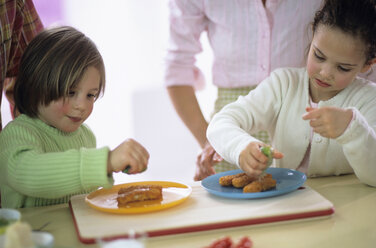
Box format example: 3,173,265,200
165,0,324,181
0,26,150,208
207,0,376,187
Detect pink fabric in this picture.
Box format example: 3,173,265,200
164,0,323,89
297,100,318,173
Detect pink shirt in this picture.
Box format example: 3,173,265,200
297,100,319,174
164,0,323,89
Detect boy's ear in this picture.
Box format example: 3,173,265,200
361,58,376,73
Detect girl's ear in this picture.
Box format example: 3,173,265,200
361,58,376,73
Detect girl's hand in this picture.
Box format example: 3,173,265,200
238,142,283,178
302,107,353,138
194,141,223,181
108,138,149,174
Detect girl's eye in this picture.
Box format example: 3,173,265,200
68,91,75,97
338,66,351,72
314,52,325,61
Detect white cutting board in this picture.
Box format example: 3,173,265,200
69,184,334,244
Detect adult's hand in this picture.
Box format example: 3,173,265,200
194,141,223,181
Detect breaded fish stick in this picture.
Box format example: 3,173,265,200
263,173,273,179
232,174,255,188
243,181,262,193
243,177,276,193
261,177,277,191
219,173,246,186
117,185,163,206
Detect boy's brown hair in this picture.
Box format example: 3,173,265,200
14,26,106,117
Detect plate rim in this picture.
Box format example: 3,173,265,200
85,181,192,214
201,168,306,199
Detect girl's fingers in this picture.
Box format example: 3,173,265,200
252,146,268,164
306,106,316,112
310,119,321,128
312,126,327,135
302,107,319,120
302,112,312,120
273,150,284,159
242,154,266,172
243,165,263,177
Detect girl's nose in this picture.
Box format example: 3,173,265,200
320,64,333,79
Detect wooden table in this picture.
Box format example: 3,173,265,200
19,174,376,248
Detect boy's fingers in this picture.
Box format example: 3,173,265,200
122,165,131,173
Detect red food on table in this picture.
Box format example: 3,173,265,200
204,236,252,248
204,236,233,248
234,236,253,248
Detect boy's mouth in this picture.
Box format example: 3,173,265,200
68,116,82,122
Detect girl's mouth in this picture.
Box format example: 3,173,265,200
315,78,331,88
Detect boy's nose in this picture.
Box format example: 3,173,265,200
73,97,86,110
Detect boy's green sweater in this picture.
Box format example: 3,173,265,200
0,114,113,208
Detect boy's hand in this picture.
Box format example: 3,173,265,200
302,107,353,138
108,138,149,174
239,142,283,177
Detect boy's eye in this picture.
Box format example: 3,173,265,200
87,94,96,98
68,91,75,96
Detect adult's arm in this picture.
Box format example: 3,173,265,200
4,0,43,116
167,85,208,148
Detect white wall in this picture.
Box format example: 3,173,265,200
1,0,216,184
1,92,12,127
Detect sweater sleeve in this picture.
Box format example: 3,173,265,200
207,69,285,165
0,122,113,199
336,107,376,187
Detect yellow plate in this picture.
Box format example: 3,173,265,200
85,181,192,214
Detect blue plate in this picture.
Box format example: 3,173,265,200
201,168,306,199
